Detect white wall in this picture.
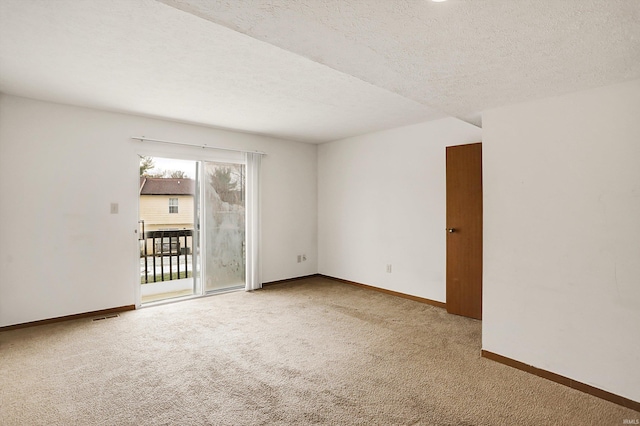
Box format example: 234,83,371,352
0,95,317,327
483,79,640,402
318,118,482,301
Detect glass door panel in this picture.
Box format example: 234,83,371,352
204,161,246,292
139,156,198,303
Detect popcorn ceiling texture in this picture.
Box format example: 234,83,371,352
0,0,442,143
159,0,640,125
1,0,639,141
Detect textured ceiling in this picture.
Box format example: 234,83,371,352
160,0,640,125
0,0,442,143
1,0,639,143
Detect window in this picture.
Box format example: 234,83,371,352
169,198,178,214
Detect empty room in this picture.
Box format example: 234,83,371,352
1,0,638,424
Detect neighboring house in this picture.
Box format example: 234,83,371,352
139,177,195,232
139,177,195,256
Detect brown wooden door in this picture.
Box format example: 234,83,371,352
446,143,483,320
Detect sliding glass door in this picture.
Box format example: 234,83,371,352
203,161,246,292
137,151,252,304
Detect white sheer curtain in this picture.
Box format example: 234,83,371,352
245,152,262,291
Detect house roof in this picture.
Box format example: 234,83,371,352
140,178,195,196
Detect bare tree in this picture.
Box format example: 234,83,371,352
168,170,188,179
209,165,245,204
139,156,155,176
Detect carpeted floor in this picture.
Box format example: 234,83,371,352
0,276,637,425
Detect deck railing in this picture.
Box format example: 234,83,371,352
139,227,194,283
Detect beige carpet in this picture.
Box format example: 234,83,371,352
0,276,637,425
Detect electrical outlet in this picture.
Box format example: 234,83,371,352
297,255,302,263
386,264,392,273
110,203,119,214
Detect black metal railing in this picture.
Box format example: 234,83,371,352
139,227,194,283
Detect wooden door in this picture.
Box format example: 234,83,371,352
446,143,483,320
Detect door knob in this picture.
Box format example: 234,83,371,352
446,228,456,233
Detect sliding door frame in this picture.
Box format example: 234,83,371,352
133,142,247,307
